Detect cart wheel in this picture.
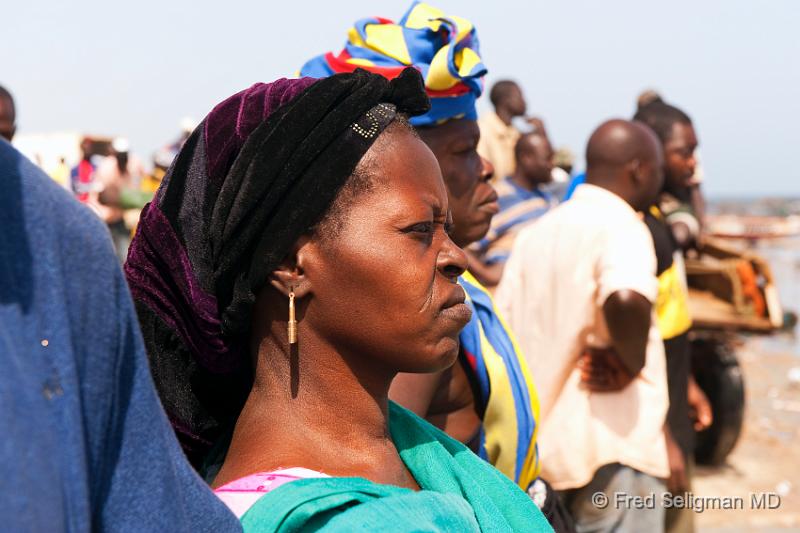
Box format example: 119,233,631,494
690,337,745,465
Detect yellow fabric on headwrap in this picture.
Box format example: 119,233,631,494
403,2,447,30
363,24,412,65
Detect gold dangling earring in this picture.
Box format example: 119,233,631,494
287,288,297,345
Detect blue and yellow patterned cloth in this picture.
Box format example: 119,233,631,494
459,272,541,490
473,177,557,266
300,1,486,126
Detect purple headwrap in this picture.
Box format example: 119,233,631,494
124,69,429,465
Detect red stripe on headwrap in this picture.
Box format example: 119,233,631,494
325,52,416,79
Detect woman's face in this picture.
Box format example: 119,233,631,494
418,119,497,249
302,129,471,374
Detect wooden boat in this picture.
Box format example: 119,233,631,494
706,215,800,241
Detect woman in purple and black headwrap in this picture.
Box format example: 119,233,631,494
125,68,550,531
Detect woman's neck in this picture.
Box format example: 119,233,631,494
212,329,419,490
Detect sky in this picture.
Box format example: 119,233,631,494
3,0,799,196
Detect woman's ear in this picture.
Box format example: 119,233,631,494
268,236,315,298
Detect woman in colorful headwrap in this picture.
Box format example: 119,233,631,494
124,67,551,531
300,4,569,529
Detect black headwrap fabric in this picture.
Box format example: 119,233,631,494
124,68,429,466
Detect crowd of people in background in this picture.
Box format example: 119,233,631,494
0,91,192,261
2,2,719,532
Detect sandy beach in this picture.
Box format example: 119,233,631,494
693,335,800,531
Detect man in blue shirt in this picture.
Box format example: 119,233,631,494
0,138,239,532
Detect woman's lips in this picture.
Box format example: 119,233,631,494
440,288,472,324
478,191,500,215
479,200,500,215
440,302,473,324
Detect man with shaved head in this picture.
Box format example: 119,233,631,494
497,119,670,531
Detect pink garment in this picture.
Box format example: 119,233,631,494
214,467,328,518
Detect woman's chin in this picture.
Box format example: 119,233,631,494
391,333,462,374
415,337,461,373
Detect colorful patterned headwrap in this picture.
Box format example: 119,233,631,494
300,1,486,127
124,68,429,466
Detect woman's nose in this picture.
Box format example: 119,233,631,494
437,236,469,281
480,155,494,182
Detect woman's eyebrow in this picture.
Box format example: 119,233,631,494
417,192,444,213
430,203,449,219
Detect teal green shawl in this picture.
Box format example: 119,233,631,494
240,402,552,532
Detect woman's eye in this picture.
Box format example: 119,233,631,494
455,146,475,156
410,222,434,234
444,221,454,235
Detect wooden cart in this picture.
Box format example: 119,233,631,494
685,237,783,465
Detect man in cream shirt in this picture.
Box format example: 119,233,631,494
497,119,670,532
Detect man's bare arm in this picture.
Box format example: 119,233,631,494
602,289,652,377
